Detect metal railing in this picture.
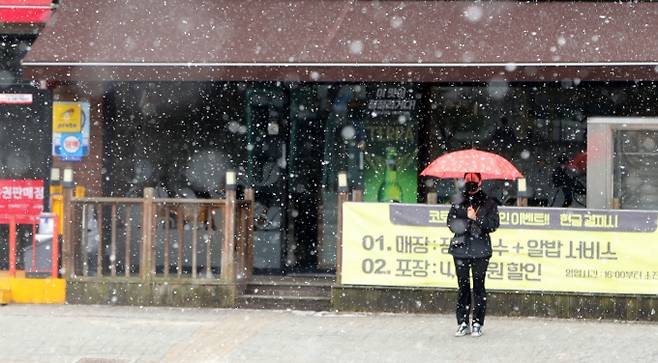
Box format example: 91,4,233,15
1,214,59,279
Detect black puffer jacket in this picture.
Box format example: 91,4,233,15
447,190,500,259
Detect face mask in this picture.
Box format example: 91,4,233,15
464,181,480,194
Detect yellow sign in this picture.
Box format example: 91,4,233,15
53,102,82,133
0,272,65,304
342,203,658,294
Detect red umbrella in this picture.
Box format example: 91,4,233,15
567,152,587,172
421,149,523,180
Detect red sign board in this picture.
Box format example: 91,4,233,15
0,179,44,217
0,0,52,24
0,0,52,4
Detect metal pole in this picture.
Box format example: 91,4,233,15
426,192,438,204
517,178,529,207
31,223,37,272
352,187,363,202
52,216,60,278
9,215,16,278
61,172,75,278
244,187,255,282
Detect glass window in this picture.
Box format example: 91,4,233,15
614,130,658,209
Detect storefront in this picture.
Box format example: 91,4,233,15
20,0,658,277
0,0,54,271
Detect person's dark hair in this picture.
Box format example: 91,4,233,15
464,172,482,182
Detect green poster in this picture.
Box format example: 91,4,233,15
363,86,419,203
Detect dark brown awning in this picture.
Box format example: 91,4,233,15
22,0,658,82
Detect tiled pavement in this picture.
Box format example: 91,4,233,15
0,304,657,363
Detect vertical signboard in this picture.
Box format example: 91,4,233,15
52,101,90,161
363,86,420,203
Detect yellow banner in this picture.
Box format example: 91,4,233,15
342,202,658,294
53,102,82,133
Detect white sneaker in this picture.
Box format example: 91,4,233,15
455,322,470,337
471,323,482,337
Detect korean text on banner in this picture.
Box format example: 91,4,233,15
341,203,658,295
0,179,45,217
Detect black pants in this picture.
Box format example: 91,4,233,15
454,257,490,326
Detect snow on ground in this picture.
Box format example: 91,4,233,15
1,304,656,363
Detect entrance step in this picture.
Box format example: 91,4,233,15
237,294,331,311
243,280,331,297
237,274,334,311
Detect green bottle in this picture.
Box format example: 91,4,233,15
378,147,403,203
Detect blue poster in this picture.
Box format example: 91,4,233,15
59,132,84,161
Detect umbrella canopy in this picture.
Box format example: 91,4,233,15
421,149,523,180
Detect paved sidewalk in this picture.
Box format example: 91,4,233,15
0,304,656,363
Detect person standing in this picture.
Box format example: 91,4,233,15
551,154,585,207
447,172,500,337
